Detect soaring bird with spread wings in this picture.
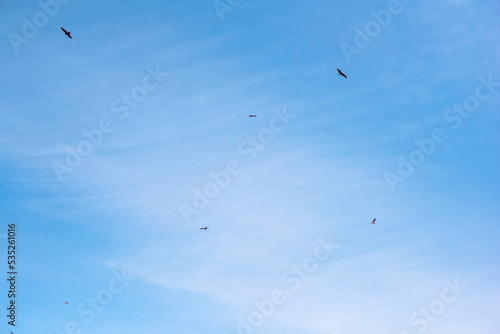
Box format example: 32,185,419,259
61,27,72,39
337,68,347,79
248,115,257,117
199,227,209,230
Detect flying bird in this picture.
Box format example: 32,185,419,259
337,68,347,79
371,218,376,224
61,27,72,39
64,302,69,304
199,227,209,230
248,115,257,117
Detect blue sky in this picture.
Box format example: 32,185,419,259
0,0,499,333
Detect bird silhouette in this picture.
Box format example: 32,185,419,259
248,115,257,117
337,68,347,79
199,227,209,230
371,218,376,224
61,27,72,39
64,301,69,304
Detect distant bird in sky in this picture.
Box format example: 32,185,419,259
61,27,72,39
371,218,376,224
64,301,69,304
199,227,209,230
248,115,257,117
337,68,347,79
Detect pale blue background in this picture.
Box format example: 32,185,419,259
0,0,498,333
